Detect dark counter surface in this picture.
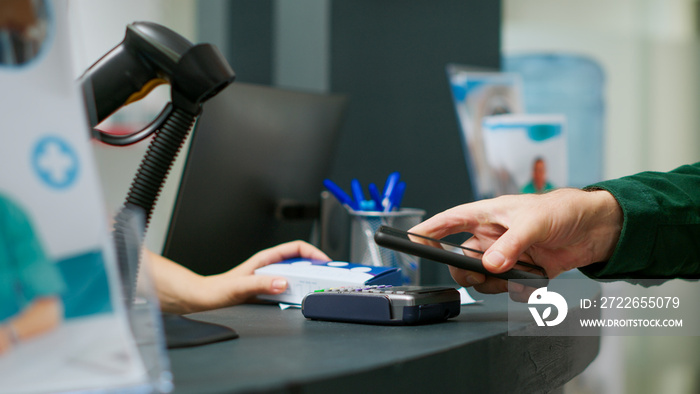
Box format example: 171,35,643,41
169,277,600,393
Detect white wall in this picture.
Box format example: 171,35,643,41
503,0,700,180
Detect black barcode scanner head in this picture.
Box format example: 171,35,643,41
79,21,235,145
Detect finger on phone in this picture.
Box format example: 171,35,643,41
508,283,536,303
448,266,486,287
472,277,509,294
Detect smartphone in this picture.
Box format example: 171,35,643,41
373,225,549,287
302,285,460,325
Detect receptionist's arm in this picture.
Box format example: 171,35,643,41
148,240,330,314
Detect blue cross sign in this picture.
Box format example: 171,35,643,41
32,136,80,189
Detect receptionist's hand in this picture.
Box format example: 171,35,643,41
150,241,330,314
410,188,623,294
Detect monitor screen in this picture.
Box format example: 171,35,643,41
162,82,347,275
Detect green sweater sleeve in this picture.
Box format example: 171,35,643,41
578,162,700,281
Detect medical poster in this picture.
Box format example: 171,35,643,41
481,114,568,197
446,63,524,199
0,1,150,392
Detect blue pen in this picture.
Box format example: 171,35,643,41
351,179,365,210
388,181,406,211
323,179,358,210
381,172,401,211
368,183,383,211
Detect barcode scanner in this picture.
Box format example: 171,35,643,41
79,21,238,347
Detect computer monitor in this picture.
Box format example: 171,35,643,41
162,82,347,275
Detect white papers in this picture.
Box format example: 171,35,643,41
457,287,480,305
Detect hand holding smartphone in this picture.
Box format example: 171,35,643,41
373,226,549,287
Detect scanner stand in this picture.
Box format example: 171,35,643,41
118,206,239,353
161,312,239,349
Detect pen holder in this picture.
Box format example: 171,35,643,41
348,208,425,285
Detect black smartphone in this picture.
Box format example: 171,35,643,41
374,225,549,287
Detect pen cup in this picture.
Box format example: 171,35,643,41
348,208,426,285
